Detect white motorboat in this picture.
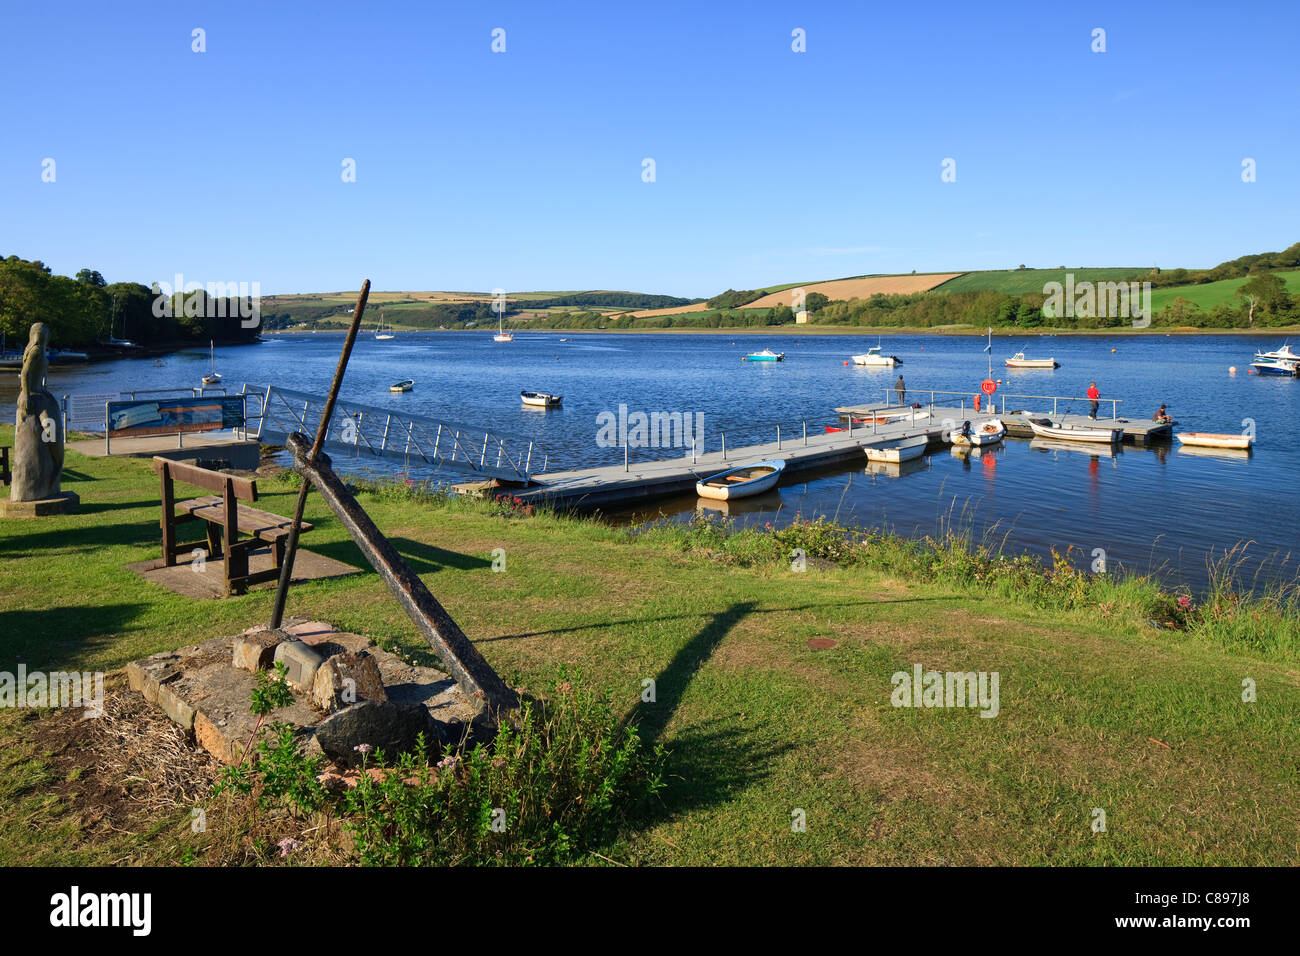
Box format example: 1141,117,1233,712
864,434,928,463
696,459,785,500
1258,344,1300,362
1250,355,1298,376
521,390,562,407
1005,351,1058,369
743,349,784,362
950,418,1006,446
1027,418,1121,443
851,345,901,367
1175,432,1252,451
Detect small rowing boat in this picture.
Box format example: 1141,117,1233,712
389,379,414,392
864,434,928,463
743,349,784,362
1176,432,1252,451
950,418,1006,446
695,459,785,500
1027,418,1121,443
521,390,562,407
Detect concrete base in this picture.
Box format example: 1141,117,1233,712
67,432,261,471
0,491,80,517
125,545,360,599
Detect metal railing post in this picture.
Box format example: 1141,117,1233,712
525,441,533,477
624,437,629,472
802,421,807,446
480,432,489,468
432,423,441,458
381,414,392,452
721,432,726,461
776,424,781,450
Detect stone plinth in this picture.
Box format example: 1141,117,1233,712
0,491,79,518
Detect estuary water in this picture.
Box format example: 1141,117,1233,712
5,330,1296,592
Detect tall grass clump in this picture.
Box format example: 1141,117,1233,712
213,672,664,866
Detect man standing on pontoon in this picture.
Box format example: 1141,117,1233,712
895,375,906,405
1087,381,1101,419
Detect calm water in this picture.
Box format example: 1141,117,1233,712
5,331,1296,592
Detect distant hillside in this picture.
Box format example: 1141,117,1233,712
935,268,1149,295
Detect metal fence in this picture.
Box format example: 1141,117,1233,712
244,384,547,482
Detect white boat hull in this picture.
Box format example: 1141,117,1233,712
1027,419,1121,443
864,435,928,463
1176,432,1252,450
696,459,785,500
521,391,562,407
1005,358,1058,368
851,354,897,366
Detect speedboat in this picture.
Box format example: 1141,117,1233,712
696,459,785,500
389,379,414,392
1250,355,1299,376
1027,418,1121,443
1005,351,1058,369
864,434,928,463
521,390,562,407
743,349,784,362
950,418,1006,446
1258,344,1300,362
851,346,901,367
1176,432,1252,451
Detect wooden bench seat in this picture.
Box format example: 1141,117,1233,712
152,457,311,596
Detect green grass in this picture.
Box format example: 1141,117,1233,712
2,434,1298,865
935,268,1150,295
1150,269,1300,314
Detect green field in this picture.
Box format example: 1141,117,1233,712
935,269,1150,295
1150,270,1300,314
2,433,1297,865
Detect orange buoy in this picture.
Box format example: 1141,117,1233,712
843,360,849,366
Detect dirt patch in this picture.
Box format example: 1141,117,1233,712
19,672,222,845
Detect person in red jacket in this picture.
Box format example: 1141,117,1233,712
1086,382,1100,420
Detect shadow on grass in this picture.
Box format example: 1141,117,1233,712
612,601,798,831
0,603,151,669
305,536,491,575
480,596,955,644
0,517,159,556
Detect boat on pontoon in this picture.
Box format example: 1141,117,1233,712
950,418,1006,446
1175,432,1252,451
521,390,562,408
864,434,928,463
695,459,785,500
1027,418,1121,443
1004,351,1058,369
743,349,784,362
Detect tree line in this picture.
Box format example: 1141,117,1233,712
0,255,261,349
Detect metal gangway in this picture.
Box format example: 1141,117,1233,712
242,384,548,482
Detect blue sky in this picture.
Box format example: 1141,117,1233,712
2,0,1298,296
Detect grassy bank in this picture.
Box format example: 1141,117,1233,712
1,436,1297,865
